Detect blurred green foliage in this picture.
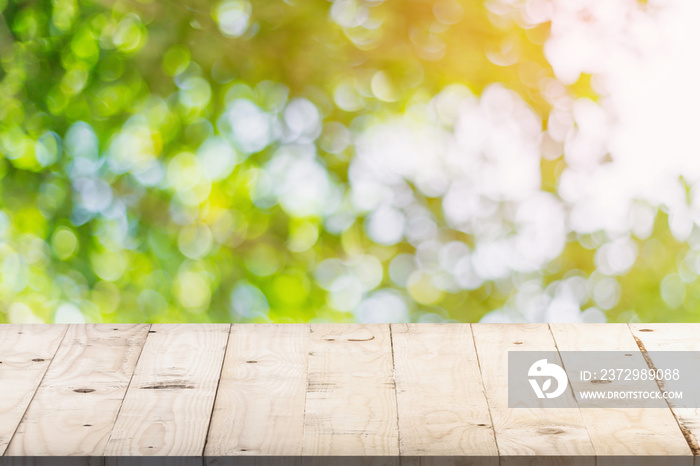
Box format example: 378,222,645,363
0,0,696,323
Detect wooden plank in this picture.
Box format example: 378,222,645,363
204,324,309,457
390,323,497,465
550,323,693,465
301,324,398,459
2,323,697,463
630,323,700,457
0,324,68,455
5,324,149,456
471,323,595,466
104,324,229,457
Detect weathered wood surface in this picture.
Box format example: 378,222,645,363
302,324,398,458
473,324,595,466
551,324,693,466
104,324,229,457
0,323,698,463
5,325,149,456
0,325,68,456
630,324,700,459
204,324,308,457
392,324,497,466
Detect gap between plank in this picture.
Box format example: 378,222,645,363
3,325,70,454
628,323,700,456
388,324,402,465
468,323,500,458
299,325,312,456
200,323,233,456
103,323,152,450
546,323,597,458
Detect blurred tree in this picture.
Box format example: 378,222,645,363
0,0,696,324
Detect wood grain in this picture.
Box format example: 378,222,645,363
0,324,68,455
302,324,399,458
550,324,693,465
390,323,497,465
472,324,594,466
5,324,149,456
630,323,700,457
104,324,229,457
3,323,699,463
204,324,309,457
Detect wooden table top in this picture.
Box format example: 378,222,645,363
0,323,698,465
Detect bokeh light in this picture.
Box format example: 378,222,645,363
0,0,698,324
